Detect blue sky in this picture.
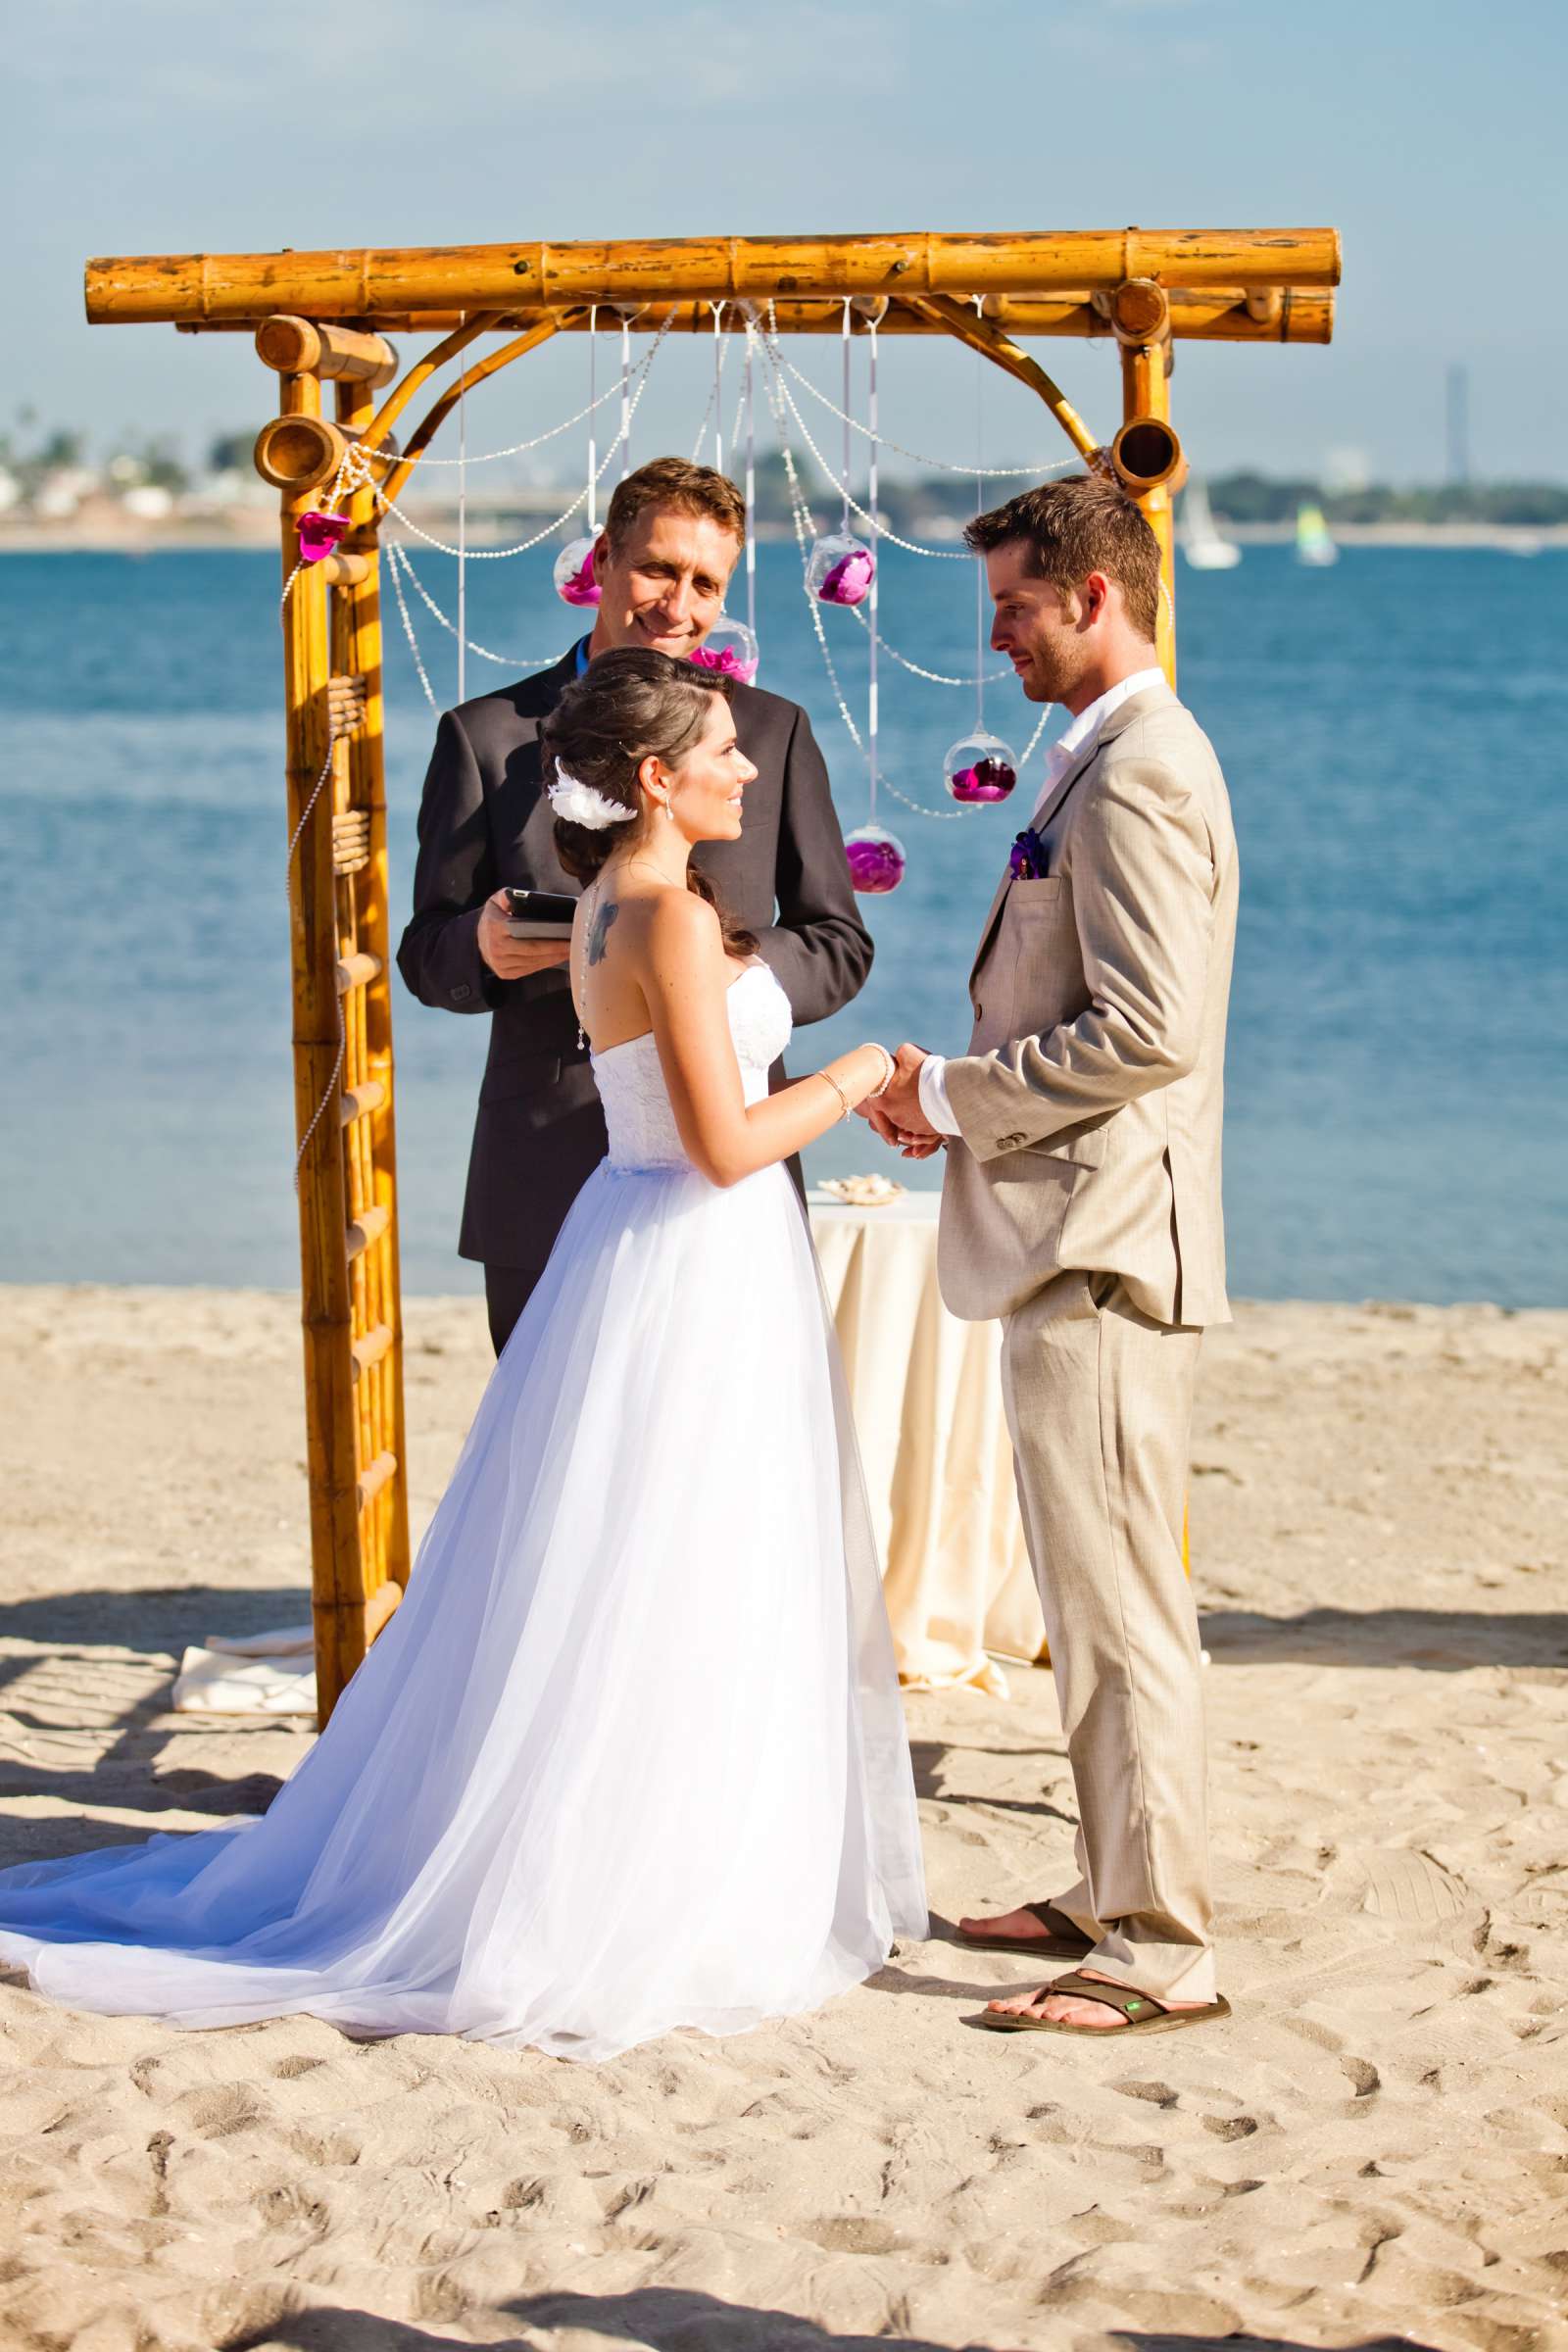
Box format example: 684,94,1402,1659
6,0,1565,484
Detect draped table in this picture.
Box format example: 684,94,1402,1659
807,1191,1047,1696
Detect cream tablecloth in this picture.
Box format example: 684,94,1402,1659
808,1191,1046,1696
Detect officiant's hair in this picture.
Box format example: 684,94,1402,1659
601,458,746,558
544,647,760,957
963,475,1161,642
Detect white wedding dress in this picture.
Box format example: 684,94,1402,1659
0,963,927,2060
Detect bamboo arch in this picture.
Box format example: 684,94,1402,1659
84,227,1340,1721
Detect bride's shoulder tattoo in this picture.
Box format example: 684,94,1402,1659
587,899,620,967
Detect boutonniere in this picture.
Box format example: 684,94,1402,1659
1008,827,1047,881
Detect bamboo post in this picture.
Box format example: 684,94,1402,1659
335,378,412,1608
274,368,365,1723
1119,320,1178,686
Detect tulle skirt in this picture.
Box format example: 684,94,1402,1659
0,1159,927,2060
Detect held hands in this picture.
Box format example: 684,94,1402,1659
476,890,574,983
855,1043,944,1159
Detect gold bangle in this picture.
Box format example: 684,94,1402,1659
817,1069,852,1121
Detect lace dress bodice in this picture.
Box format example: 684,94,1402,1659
591,961,793,1172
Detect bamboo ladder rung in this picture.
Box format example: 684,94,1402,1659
320,551,371,588
356,1450,398,1512
351,1322,394,1381
364,1579,404,1642
340,1078,386,1127
346,1203,391,1260
335,950,383,994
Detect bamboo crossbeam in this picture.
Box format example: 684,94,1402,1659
256,316,398,384
1108,279,1171,345
86,229,1340,323
175,288,1337,345
255,411,350,493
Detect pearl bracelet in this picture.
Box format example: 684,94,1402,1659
866,1045,896,1100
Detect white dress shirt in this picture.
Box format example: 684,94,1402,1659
915,668,1166,1137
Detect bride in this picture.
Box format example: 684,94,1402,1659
0,647,927,2062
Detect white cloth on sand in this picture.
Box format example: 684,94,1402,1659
172,1627,315,1716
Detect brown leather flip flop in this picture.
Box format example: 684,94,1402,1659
954,1901,1094,1959
964,1970,1232,2036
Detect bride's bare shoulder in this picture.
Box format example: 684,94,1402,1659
643,886,724,958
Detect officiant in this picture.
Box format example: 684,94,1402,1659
397,456,872,1352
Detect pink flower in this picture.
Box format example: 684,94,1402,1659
949,757,1017,804
818,547,875,606
558,549,601,608
845,828,906,894
689,644,760,685
298,511,350,563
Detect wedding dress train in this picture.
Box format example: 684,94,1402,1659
0,963,927,2059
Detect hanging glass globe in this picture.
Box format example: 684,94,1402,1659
943,730,1019,806
807,530,876,608
553,534,601,608
844,823,906,895
689,617,760,685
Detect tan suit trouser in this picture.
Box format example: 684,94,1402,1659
1000,1268,1215,2003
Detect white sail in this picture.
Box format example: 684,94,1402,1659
1180,476,1242,570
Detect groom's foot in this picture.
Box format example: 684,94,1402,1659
956,1901,1083,1949
983,1967,1209,2032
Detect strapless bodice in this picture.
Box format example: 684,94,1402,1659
591,961,793,1172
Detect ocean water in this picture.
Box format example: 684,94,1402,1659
1,542,1563,1303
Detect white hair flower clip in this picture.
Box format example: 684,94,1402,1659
546,761,637,831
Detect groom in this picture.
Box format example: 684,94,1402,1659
398,456,872,1352
871,475,1238,2036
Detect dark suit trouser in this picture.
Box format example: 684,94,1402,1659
484,1263,544,1357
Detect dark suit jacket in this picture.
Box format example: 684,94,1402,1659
397,646,874,1270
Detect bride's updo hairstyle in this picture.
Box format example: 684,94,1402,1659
544,646,759,956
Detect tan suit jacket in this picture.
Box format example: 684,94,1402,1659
938,681,1238,1330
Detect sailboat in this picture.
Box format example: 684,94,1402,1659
1179,476,1242,570
1295,501,1340,566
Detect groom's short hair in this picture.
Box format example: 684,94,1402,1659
602,458,746,559
964,476,1161,642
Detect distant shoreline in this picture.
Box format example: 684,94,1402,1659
3,519,1565,557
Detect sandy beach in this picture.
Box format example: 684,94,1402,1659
1,1282,1565,2351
